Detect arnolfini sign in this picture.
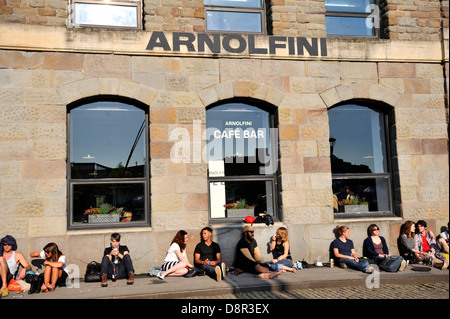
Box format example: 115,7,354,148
146,31,328,57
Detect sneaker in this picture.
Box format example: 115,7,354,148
101,274,108,287
398,260,407,272
127,272,134,285
157,271,165,280
215,265,222,282
221,262,227,279
339,263,347,270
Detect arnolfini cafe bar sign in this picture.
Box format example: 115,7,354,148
146,32,328,57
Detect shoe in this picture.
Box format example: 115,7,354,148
398,260,407,272
127,272,134,285
1,288,8,297
101,274,108,287
157,271,165,280
221,262,227,279
215,265,222,282
339,263,347,270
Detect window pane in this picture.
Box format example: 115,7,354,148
204,0,263,9
332,177,391,215
326,16,374,36
74,3,138,28
328,105,387,174
206,103,271,176
72,183,145,224
70,102,146,179
325,0,374,13
210,180,274,218
206,10,262,32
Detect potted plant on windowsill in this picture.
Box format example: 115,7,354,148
84,202,123,223
224,199,255,218
338,196,369,213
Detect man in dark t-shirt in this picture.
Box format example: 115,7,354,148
194,227,226,282
234,225,283,279
100,232,135,287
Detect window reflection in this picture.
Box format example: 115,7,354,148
328,104,393,217
325,16,374,36
74,3,139,28
206,103,271,176
206,11,262,33
328,105,387,174
72,183,145,224
206,102,278,220
70,102,146,179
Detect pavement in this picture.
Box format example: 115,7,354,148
2,263,448,300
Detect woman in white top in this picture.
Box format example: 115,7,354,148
158,230,193,280
30,242,68,292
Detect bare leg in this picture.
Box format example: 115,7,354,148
0,257,8,291
161,262,188,277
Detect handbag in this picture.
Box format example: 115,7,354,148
84,261,102,282
184,267,201,278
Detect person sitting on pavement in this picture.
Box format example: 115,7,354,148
397,220,422,264
363,224,407,272
264,227,296,273
194,227,226,282
414,220,448,270
100,233,135,287
437,222,449,255
1,235,32,297
157,230,194,280
233,225,283,279
331,225,374,273
30,242,69,292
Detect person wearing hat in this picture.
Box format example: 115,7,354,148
233,225,283,279
0,235,31,297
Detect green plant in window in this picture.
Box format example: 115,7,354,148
224,199,254,209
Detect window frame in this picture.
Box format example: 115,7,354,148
69,0,143,30
204,1,267,34
328,102,396,219
325,0,380,38
206,99,280,223
67,96,150,230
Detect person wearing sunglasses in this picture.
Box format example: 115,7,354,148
233,225,283,279
0,235,32,297
30,242,69,292
363,224,407,272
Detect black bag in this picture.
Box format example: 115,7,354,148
184,267,201,278
25,273,44,294
84,261,102,282
253,214,274,226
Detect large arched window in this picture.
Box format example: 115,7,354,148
206,101,279,221
68,98,149,229
328,103,395,218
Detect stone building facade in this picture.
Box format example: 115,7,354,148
0,1,448,275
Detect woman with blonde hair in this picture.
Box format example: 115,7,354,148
30,242,69,292
331,225,374,273
264,227,296,273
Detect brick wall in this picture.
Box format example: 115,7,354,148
0,0,448,40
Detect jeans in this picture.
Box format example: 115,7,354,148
339,257,371,273
375,255,404,272
264,258,293,271
100,254,135,279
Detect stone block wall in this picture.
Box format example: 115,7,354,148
0,0,448,41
